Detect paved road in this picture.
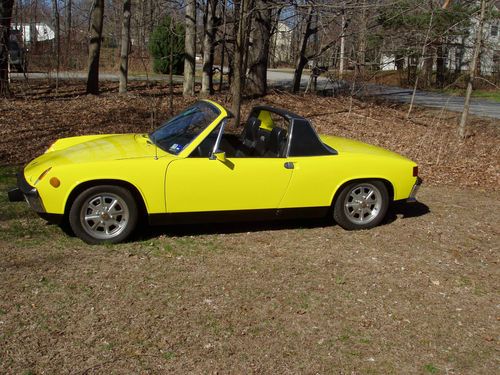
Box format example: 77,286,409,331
11,70,500,120
10,69,316,85
360,84,500,120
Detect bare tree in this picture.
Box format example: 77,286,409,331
292,3,315,93
119,0,131,94
86,0,104,95
201,0,217,96
66,0,72,61
247,0,271,97
407,9,434,118
339,5,346,78
168,14,174,115
231,0,250,125
0,0,14,96
218,0,227,92
51,0,60,92
458,0,488,139
356,0,367,77
183,0,196,97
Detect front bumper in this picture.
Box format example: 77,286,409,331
7,172,46,213
407,177,423,203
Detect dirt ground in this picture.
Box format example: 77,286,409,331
0,81,498,374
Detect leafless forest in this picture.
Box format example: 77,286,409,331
2,1,499,129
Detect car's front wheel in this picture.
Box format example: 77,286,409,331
333,180,389,230
69,185,138,244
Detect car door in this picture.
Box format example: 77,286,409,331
277,118,341,210
165,157,293,213
278,155,340,209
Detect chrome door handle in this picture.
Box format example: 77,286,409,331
284,162,294,169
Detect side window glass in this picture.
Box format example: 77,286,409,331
189,126,220,158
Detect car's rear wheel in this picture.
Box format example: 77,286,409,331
333,181,388,230
69,185,138,244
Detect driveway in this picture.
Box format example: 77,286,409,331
360,84,500,120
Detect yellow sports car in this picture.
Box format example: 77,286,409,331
8,100,421,244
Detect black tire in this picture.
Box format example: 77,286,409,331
69,185,138,244
333,180,389,230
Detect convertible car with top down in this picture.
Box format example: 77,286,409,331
8,100,422,244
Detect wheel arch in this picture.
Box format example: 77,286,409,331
330,178,394,208
64,179,148,218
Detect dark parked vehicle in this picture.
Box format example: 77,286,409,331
9,32,28,73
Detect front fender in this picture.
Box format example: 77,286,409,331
34,157,172,215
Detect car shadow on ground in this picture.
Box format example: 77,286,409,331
383,200,430,225
134,200,430,240
135,217,332,240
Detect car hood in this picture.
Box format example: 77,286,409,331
320,135,409,160
24,134,166,185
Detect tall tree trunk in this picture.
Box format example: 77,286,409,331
119,0,131,93
66,0,72,63
241,0,253,93
218,0,227,92
458,0,487,139
357,0,366,77
169,17,174,116
407,11,434,118
0,0,14,96
32,0,39,52
435,43,446,87
231,0,249,126
339,8,346,78
201,0,217,96
86,0,104,95
423,48,434,88
183,0,196,96
292,4,314,93
247,0,271,97
51,0,60,91
436,0,453,87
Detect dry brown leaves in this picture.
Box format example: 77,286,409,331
1,80,498,190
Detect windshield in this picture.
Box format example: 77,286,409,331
149,101,220,154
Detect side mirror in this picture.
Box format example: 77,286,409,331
212,151,226,163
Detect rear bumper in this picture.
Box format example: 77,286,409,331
7,172,46,213
407,177,423,203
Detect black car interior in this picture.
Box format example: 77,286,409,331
190,116,288,158
189,106,336,158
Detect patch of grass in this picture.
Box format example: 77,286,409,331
424,363,439,374
338,334,350,342
299,292,311,310
163,351,175,360
102,342,115,351
0,166,18,184
335,275,346,285
471,90,500,102
39,276,57,292
457,276,472,287
441,88,500,102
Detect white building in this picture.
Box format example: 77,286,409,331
11,23,55,43
447,3,499,75
381,2,500,75
271,22,292,66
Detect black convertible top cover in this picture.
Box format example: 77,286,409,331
248,106,336,157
